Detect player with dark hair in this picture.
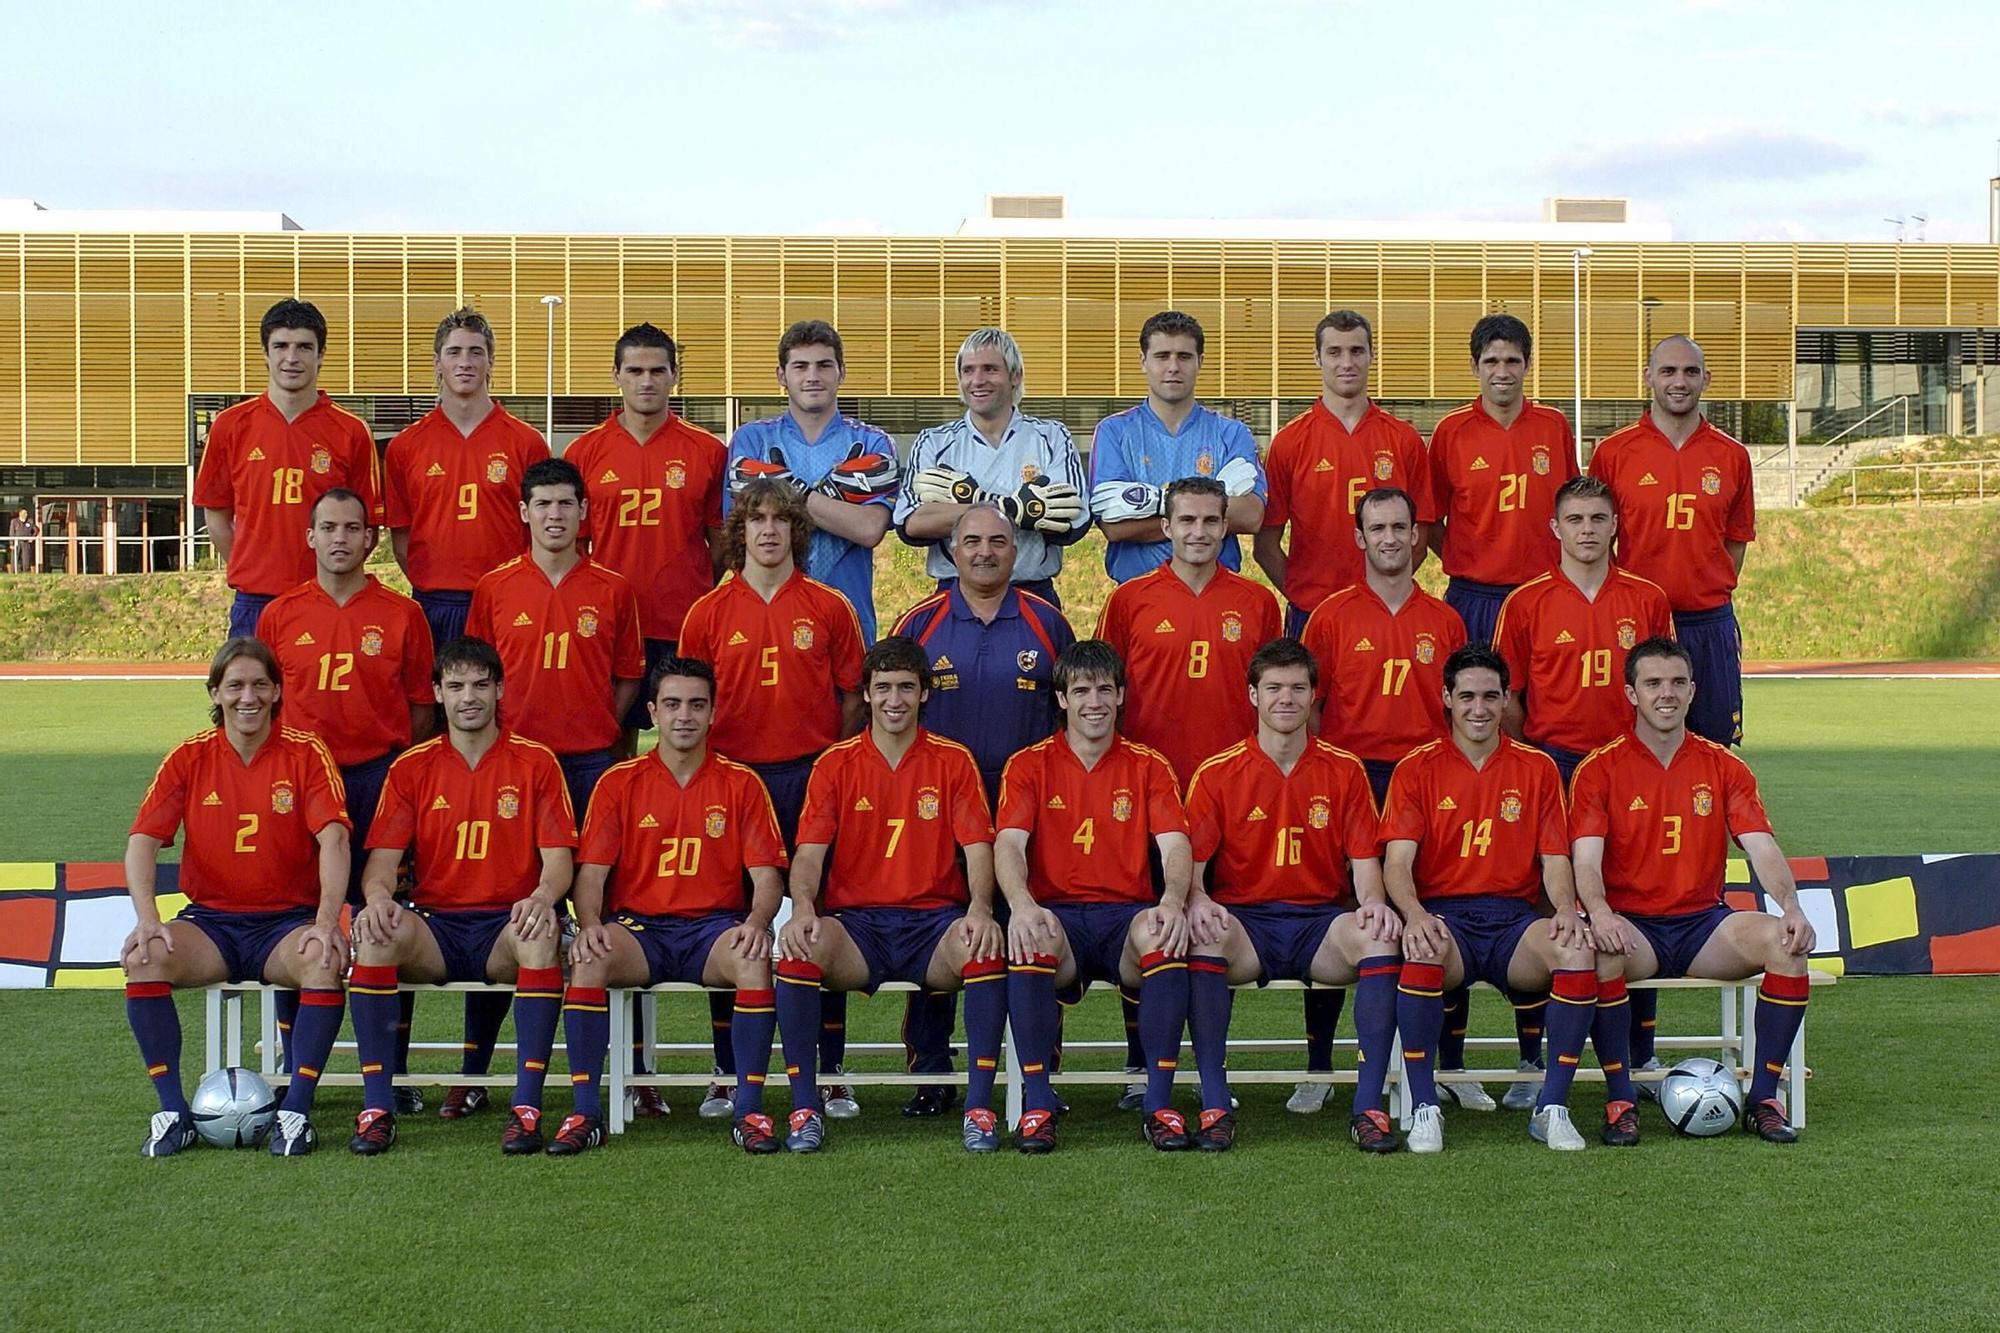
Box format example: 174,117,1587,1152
897,328,1089,606
1089,311,1265,582
567,321,727,752
1256,311,1438,637
678,476,866,1118
195,298,382,639
123,637,352,1157
774,636,1005,1153
995,638,1192,1152
385,306,551,650
345,635,577,1155
548,656,790,1155
726,319,901,642
1589,336,1755,748
1570,637,1815,1145
1382,645,1597,1153
1181,637,1403,1152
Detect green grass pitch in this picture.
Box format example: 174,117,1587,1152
2,678,1998,1327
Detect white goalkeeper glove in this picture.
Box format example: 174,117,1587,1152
1216,456,1261,498
912,465,979,505
1090,479,1163,522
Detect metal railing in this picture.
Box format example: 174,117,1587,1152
1821,457,2000,507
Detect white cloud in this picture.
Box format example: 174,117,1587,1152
1865,100,1991,129
1545,127,1865,195
632,0,1021,46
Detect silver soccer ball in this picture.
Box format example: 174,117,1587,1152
1656,1057,1745,1137
191,1067,278,1148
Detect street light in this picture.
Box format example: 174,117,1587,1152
540,294,564,447
1570,248,1593,460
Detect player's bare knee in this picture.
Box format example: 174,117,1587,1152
731,954,772,990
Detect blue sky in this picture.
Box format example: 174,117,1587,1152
7,0,1997,241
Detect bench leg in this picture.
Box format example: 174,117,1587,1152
1738,983,1758,1098
259,986,279,1077
225,989,244,1068
204,987,223,1074
641,990,658,1076
1789,1016,1806,1126
607,989,628,1135
1003,1018,1022,1131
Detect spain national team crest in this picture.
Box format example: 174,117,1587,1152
1692,785,1715,817
575,608,600,639
793,621,816,652
359,627,385,657
1221,612,1243,643
497,788,521,820
1373,453,1395,481
1617,620,1638,650
1308,797,1330,830
1021,463,1039,483
664,462,688,491
1532,447,1552,476
1017,649,1039,673
270,781,295,815
1499,792,1523,824
1414,634,1437,665
916,787,941,821
485,455,509,485
1111,790,1134,823
1702,467,1722,496
1195,452,1215,477
309,446,332,476
704,806,727,838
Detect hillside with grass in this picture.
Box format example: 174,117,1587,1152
1808,433,2000,508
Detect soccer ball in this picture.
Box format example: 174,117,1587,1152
1656,1057,1745,1137
191,1067,278,1148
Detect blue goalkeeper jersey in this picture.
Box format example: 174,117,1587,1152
1089,401,1265,583
726,410,899,643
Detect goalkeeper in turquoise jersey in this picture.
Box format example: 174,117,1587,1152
893,328,1089,607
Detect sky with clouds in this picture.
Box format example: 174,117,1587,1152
7,0,1997,241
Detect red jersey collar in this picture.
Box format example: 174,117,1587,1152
605,409,682,448
301,573,385,608
1310,396,1384,436
1470,397,1537,430
254,390,334,424
1632,410,1722,451
649,744,716,785
207,724,281,767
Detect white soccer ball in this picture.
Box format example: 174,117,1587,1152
1656,1057,1745,1137
191,1067,278,1148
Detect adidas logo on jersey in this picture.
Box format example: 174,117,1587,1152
431,795,450,811
1637,472,1659,486
1554,630,1575,644
728,630,748,645
1154,619,1176,634
247,447,266,461
426,462,446,477
1628,796,1649,811
1247,806,1267,821
853,797,873,812
639,814,658,829
293,631,316,646
512,612,533,626
202,791,222,806
1313,459,1334,473
1437,796,1457,811
1354,637,1375,652
1046,795,1066,810
599,469,620,484
1470,456,1490,471
934,655,954,670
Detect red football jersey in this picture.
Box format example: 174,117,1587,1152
258,576,435,767
569,412,727,639
796,730,992,912
384,404,549,593
1568,732,1773,917
1261,399,1440,611
1185,738,1378,908
1379,737,1568,903
677,570,865,765
1095,565,1281,789
1587,414,1755,612
1492,567,1674,756
579,749,788,917
131,727,350,913
1301,583,1467,764
193,392,383,596
465,556,646,755
367,731,577,911
995,732,1188,905
1428,399,1579,586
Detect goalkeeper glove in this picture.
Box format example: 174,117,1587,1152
815,441,899,504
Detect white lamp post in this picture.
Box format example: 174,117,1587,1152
1570,248,1593,460
540,295,564,447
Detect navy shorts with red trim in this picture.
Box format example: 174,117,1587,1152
1431,894,1542,992
178,903,313,983
834,906,958,991
1626,906,1735,979
1231,901,1340,984
1051,901,1145,985
415,907,512,983
615,910,744,986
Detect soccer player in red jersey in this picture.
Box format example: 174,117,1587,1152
1096,477,1282,788
1381,645,1598,1154
1182,638,1404,1153
1588,336,1755,747
194,299,382,640
549,657,790,1156
1301,487,1467,800
774,637,1003,1154
569,322,727,750
1570,638,1815,1145
995,639,1192,1153
346,637,577,1156
1255,310,1438,636
1427,314,1579,645
122,638,351,1158
385,307,551,650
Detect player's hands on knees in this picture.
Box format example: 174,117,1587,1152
1355,902,1403,945
725,922,772,961
122,920,174,969
1587,908,1635,955
1546,910,1591,951
1143,904,1189,959
1187,897,1230,949
961,908,1003,963
778,910,821,962
1401,911,1450,962
1778,908,1816,956
1006,905,1060,965
509,895,557,943
569,923,613,967
355,899,402,948
297,921,347,968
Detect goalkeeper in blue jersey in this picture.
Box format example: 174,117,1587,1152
1090,311,1267,584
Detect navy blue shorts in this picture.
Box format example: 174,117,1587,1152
1231,902,1340,984
616,911,742,986
340,752,394,905
414,588,474,650
226,590,275,641
558,748,614,826
623,638,679,731
1444,578,1514,648
179,903,312,983
1284,603,1312,640
751,755,816,850
1673,602,1743,746
416,907,511,983
1627,906,1734,979
1051,902,1145,984
835,906,958,991
1362,758,1398,808
1432,895,1542,992
1536,742,1588,789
